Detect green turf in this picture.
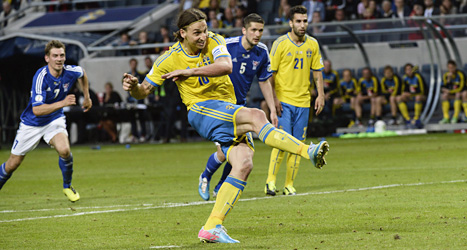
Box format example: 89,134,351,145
1,133,466,249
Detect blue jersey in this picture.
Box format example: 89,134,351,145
225,36,272,105
20,65,83,126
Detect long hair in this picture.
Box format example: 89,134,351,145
173,8,207,42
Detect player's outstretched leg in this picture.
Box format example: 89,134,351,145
199,150,225,201
198,143,252,243
213,162,232,198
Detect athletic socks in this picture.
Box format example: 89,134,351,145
202,152,224,181
285,153,301,187
453,100,462,119
442,101,450,119
258,123,309,159
215,162,232,190
414,101,422,120
398,102,411,121
0,162,11,190
204,176,246,230
266,148,285,183
58,153,73,189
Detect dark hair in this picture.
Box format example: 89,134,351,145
384,65,394,73
129,58,137,64
45,40,65,55
404,63,414,70
288,5,308,21
343,69,353,76
447,59,456,66
174,8,207,42
243,13,264,28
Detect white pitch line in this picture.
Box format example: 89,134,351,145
0,179,465,223
149,246,181,249
0,204,155,214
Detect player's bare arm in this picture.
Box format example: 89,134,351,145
313,70,325,115
270,72,283,116
259,79,278,127
77,69,92,112
162,56,232,81
123,73,156,100
32,94,76,116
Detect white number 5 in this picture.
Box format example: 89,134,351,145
239,62,246,74
54,89,60,99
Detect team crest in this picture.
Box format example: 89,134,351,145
226,105,235,110
306,49,312,58
242,54,250,59
252,60,260,71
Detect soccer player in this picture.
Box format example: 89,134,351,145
377,66,403,125
264,5,326,196
439,60,467,124
335,69,358,127
198,13,279,201
397,63,426,127
322,60,340,116
0,40,92,202
355,67,379,126
122,8,329,243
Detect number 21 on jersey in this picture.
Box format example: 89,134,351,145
294,58,303,69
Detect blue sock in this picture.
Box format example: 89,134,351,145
0,162,11,190
202,152,224,181
59,153,73,189
215,162,232,192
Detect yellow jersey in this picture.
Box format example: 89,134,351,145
145,31,236,110
270,33,324,108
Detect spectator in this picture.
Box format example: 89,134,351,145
99,82,122,143
461,0,467,13
344,0,359,19
154,26,171,54
394,0,411,20
302,0,326,22
424,0,440,16
222,6,235,28
179,0,200,11
311,11,325,34
275,2,291,24
381,0,396,18
114,32,137,56
325,0,346,21
1,1,18,28
357,0,370,19
126,58,147,142
333,8,347,21
440,0,458,15
355,67,379,126
235,2,247,18
408,3,424,40
336,69,359,127
137,31,155,55
207,9,222,28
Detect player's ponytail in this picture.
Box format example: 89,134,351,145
174,8,207,42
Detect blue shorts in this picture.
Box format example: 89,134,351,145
278,102,309,141
188,100,254,160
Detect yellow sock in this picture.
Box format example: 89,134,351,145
442,101,450,119
463,102,467,118
258,123,309,159
398,102,411,121
414,102,422,120
285,153,301,187
453,100,461,119
266,148,285,183
204,176,246,230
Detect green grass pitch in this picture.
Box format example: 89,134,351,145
1,133,466,249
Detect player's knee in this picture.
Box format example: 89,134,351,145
57,147,71,159
239,157,254,176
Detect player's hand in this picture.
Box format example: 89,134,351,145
62,94,76,107
162,69,192,82
123,73,139,91
274,96,282,117
270,111,279,128
315,95,325,115
82,96,92,112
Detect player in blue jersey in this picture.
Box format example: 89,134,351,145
0,40,92,202
197,13,279,201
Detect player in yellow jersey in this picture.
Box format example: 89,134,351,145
122,8,329,243
439,60,467,124
265,5,327,196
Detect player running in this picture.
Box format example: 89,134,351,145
0,40,92,202
265,5,327,196
197,13,279,201
122,8,329,243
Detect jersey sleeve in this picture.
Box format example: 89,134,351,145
145,50,173,87
65,65,84,78
311,40,324,71
269,40,282,72
208,32,231,61
257,48,273,82
31,71,47,107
